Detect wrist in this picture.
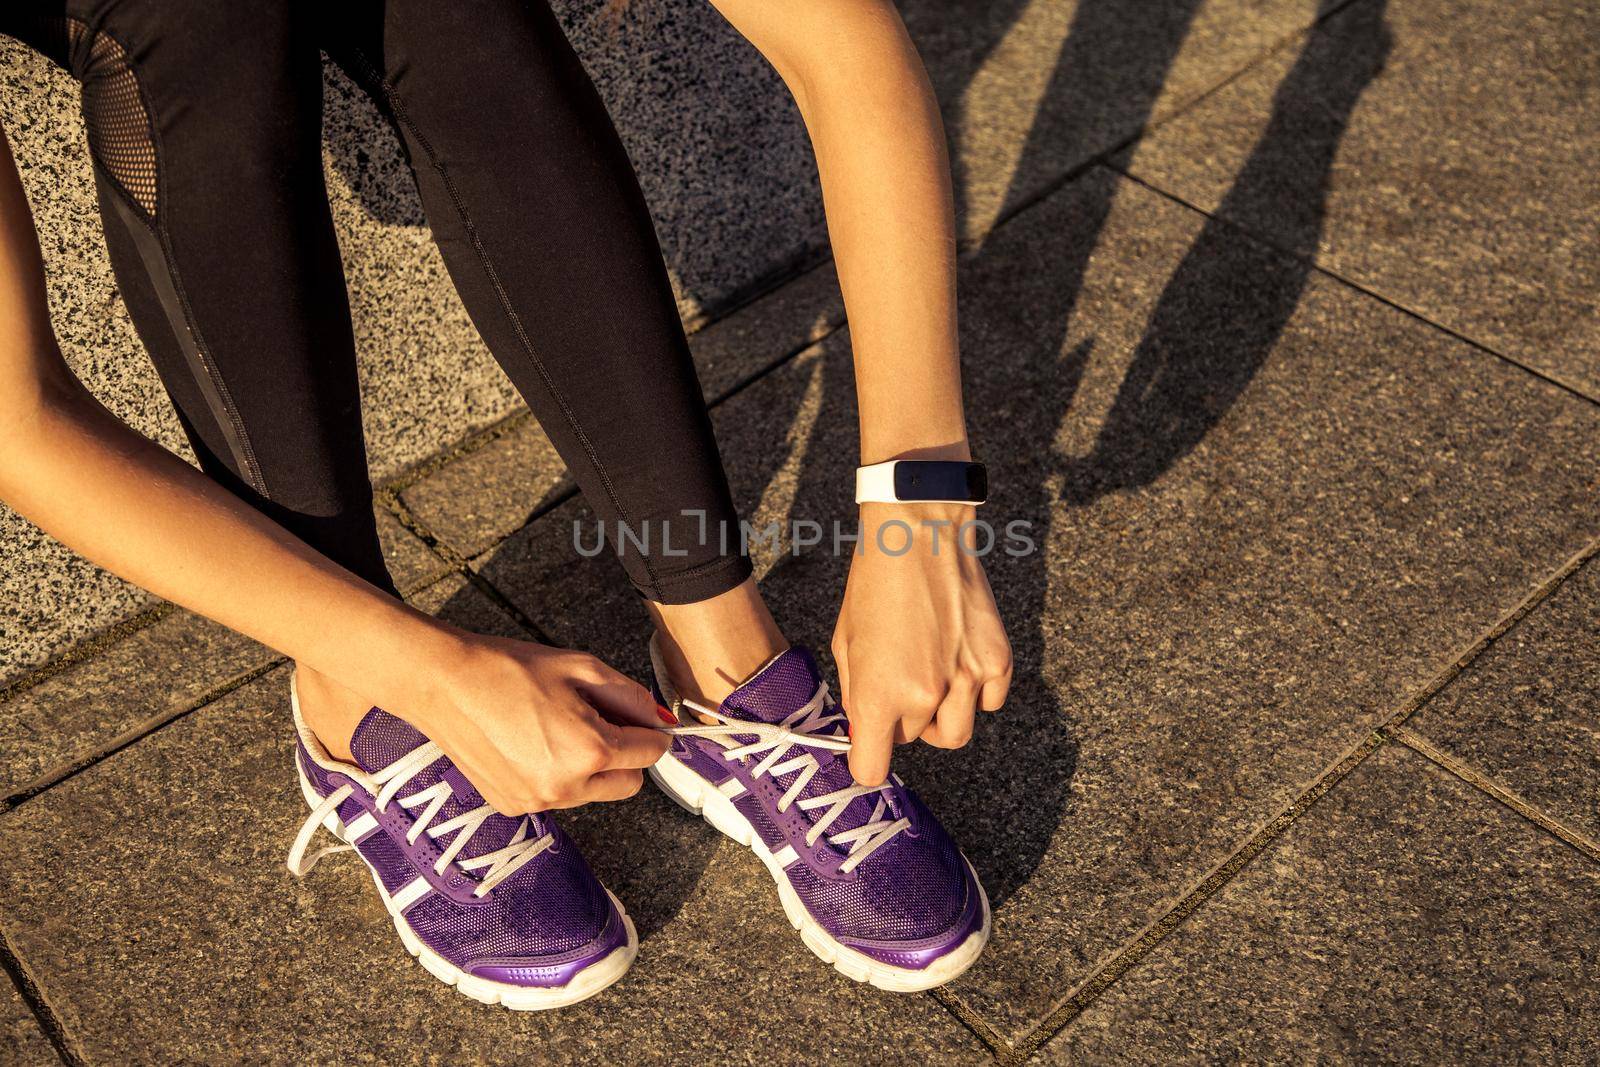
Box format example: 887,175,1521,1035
857,500,978,559
859,500,976,522
858,437,972,466
380,610,479,730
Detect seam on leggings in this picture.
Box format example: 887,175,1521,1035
345,51,660,591
649,554,750,590
636,556,755,604
84,20,269,496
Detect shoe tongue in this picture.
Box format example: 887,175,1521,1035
719,647,828,724
718,649,892,844
349,708,530,864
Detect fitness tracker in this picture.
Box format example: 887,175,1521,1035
854,460,988,505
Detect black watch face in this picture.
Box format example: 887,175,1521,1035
893,461,987,502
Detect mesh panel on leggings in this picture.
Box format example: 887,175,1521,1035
79,30,159,217
402,845,610,966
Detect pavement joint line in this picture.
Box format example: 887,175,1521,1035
381,409,538,500
1006,731,1387,1064
1009,533,1600,1059
680,245,836,338
1384,724,1600,865
701,314,850,410
0,924,80,1066
928,985,1013,1062
379,490,556,646
1105,165,1600,411
0,657,287,817
1372,535,1600,736
0,601,175,709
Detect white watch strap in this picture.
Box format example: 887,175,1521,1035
855,461,901,503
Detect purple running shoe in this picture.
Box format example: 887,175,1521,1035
286,677,636,1009
648,639,989,991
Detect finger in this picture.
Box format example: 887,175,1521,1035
833,645,852,712
893,711,936,745
847,715,896,787
979,666,1011,712
581,768,647,804
602,723,673,769
920,683,978,749
577,671,661,729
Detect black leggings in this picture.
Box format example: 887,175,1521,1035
4,0,751,604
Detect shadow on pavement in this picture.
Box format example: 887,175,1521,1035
438,0,1390,937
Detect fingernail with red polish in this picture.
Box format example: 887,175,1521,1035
656,704,677,725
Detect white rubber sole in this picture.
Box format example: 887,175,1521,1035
296,767,636,1010
649,753,990,992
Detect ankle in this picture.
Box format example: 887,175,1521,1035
646,583,788,711
294,665,369,763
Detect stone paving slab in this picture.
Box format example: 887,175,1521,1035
0,509,442,800
1121,0,1600,398
903,0,1339,245
479,167,1600,1042
1040,744,1600,1062
1405,556,1600,843
402,260,845,560
0,662,987,1059
0,609,266,804
0,977,54,1066
375,506,453,596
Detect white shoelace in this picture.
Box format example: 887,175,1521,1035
288,742,554,898
666,684,911,873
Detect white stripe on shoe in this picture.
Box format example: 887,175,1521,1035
384,875,433,913
344,812,380,842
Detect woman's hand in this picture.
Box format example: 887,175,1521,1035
832,502,1012,786
709,0,1004,784
413,634,672,816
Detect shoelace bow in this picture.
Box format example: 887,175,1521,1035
666,683,911,873
288,742,554,898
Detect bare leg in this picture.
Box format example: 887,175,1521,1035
294,665,371,761
646,577,787,714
